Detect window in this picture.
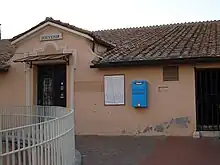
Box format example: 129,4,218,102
104,75,125,105
163,66,179,81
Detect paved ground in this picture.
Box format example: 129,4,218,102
76,135,220,165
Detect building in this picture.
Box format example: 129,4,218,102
0,17,220,137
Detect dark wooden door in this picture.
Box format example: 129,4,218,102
37,65,66,107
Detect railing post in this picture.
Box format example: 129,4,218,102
0,133,2,165
72,110,76,164
0,110,2,130
32,126,36,165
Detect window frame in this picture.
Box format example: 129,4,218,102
103,74,125,106
163,65,179,81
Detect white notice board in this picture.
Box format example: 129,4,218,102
104,75,125,105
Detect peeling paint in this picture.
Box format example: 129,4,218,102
142,116,190,134
143,126,153,133
120,116,191,135
121,129,126,134
154,124,165,132
171,117,190,128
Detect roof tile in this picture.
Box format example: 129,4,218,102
2,18,220,69
92,20,220,66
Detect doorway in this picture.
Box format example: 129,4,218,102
37,64,66,107
195,68,220,131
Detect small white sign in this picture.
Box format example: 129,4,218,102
40,33,62,41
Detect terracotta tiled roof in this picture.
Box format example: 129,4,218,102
91,20,220,67
5,17,220,69
1,17,115,71
0,39,15,71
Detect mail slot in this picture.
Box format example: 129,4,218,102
132,80,148,108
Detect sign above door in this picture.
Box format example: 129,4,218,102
40,33,63,41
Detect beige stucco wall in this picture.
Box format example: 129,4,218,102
1,24,218,136
0,61,25,106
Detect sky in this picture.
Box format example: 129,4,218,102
0,0,219,39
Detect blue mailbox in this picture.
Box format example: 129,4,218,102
132,80,148,108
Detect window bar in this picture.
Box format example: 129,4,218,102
217,70,220,131
199,71,203,130
195,70,199,131
214,70,218,130
210,71,213,131
204,71,209,131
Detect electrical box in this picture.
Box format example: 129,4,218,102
132,80,148,108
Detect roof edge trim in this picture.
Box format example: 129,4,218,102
90,57,220,68
11,22,94,45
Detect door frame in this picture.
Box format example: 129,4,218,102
37,64,67,107
195,67,220,131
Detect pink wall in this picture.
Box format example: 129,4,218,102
0,24,199,136
75,66,196,136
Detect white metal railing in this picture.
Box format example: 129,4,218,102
0,106,75,165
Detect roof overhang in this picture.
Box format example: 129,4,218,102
90,57,220,68
13,53,71,66
11,21,94,45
